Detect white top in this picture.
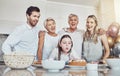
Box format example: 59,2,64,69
49,48,80,62
2,23,40,56
58,28,84,59
42,33,59,60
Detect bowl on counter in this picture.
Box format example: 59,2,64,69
42,60,65,72
106,58,120,70
3,51,35,69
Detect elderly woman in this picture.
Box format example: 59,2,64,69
37,18,59,64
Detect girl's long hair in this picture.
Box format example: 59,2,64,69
58,34,73,60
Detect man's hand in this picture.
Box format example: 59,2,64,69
98,28,106,35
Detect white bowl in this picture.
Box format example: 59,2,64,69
106,58,120,70
3,52,35,69
86,63,98,70
42,60,65,72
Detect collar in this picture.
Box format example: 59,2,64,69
25,23,37,30
63,28,80,33
61,52,70,56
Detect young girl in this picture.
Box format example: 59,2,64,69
49,34,80,63
37,18,59,63
83,15,110,63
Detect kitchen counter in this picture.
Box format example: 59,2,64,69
0,64,120,76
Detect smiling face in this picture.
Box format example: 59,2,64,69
27,11,40,27
86,18,97,32
45,19,56,33
68,14,79,30
59,36,73,53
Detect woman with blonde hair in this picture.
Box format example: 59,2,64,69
83,15,110,63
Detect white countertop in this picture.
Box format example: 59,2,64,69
0,65,120,76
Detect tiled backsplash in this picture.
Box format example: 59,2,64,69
0,34,9,61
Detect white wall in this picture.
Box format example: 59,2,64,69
98,0,116,30
0,0,97,34
114,0,120,24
